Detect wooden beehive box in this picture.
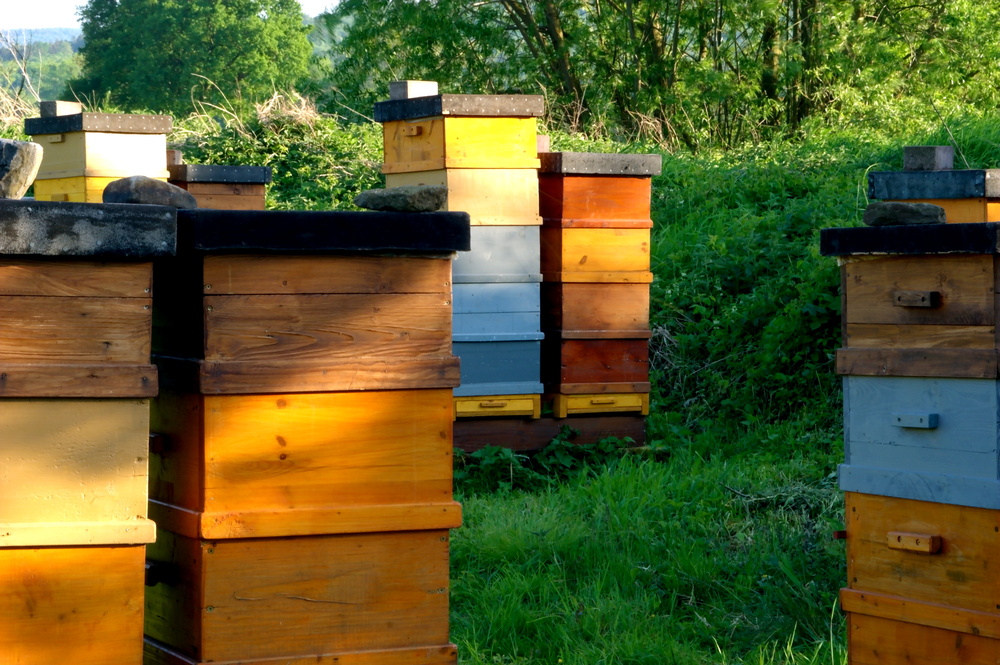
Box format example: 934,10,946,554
538,152,661,228
149,389,460,540
375,94,544,173
1,545,147,665
453,414,646,452
153,209,469,394
841,492,1000,664
541,283,650,336
144,529,455,664
386,169,541,225
869,169,1000,224
25,112,172,202
541,337,650,394
167,164,271,211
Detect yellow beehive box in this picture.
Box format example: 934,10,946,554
149,389,460,540
32,175,165,203
0,398,155,547
550,392,649,418
454,393,541,419
386,169,541,225
541,227,653,283
0,544,146,665
374,94,544,174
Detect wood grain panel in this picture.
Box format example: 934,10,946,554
144,639,458,665
0,545,145,665
541,227,651,276
542,282,649,334
150,390,455,535
841,589,1000,640
538,174,653,227
35,131,169,179
202,255,451,295
203,293,450,362
543,338,649,388
0,363,157,397
844,254,995,325
145,530,451,663
382,116,539,172
845,323,994,349
0,295,151,363
177,183,266,196
847,611,1000,664
0,398,151,545
0,258,150,297
454,414,646,452
386,169,542,226
846,492,1000,613
836,348,999,378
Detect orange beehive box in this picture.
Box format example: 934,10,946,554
540,227,652,283
149,389,460,540
541,282,650,336
0,544,146,665
144,529,454,664
538,152,661,228
168,164,271,211
542,337,650,394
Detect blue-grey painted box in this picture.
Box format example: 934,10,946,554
840,376,1000,508
454,282,541,338
453,338,543,397
868,170,1000,200
453,225,540,283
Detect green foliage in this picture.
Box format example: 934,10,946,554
69,0,312,115
0,34,82,102
171,94,383,210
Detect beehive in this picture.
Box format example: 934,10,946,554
146,207,469,663
869,167,1000,224
25,111,172,202
0,198,176,664
167,164,271,211
453,413,647,453
385,169,542,225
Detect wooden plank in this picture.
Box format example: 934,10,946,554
835,348,998,378
541,282,650,334
544,270,654,284
381,116,540,173
198,356,461,394
551,393,650,417
186,194,265,211
32,175,124,203
202,255,452,295
144,639,458,665
538,174,653,227
0,295,151,363
0,545,146,665
846,611,1000,665
177,183,266,196
203,293,451,363
453,340,541,395
541,227,651,276
453,414,646,452
386,169,542,226
0,363,157,397
840,589,1000,640
455,394,541,419
893,198,989,224
150,390,456,533
150,500,462,540
0,398,152,545
145,530,452,663
838,465,1000,509
453,225,541,281
0,258,151,297
845,323,994,349
846,492,1000,614
542,338,649,388
843,254,995,325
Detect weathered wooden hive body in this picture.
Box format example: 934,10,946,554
25,109,172,203
143,208,469,665
167,163,271,211
822,217,1000,664
375,91,546,418
0,199,176,665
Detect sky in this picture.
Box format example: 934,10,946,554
2,0,339,30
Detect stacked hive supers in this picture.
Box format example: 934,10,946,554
538,151,659,420
142,209,469,664
375,89,547,419
25,109,171,203
822,157,1000,663
0,199,173,664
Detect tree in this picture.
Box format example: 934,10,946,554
68,0,312,114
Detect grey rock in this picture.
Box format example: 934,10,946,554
103,176,198,209
0,140,44,200
354,185,448,212
863,201,946,226
903,146,954,171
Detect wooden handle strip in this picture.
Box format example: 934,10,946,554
887,531,942,554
